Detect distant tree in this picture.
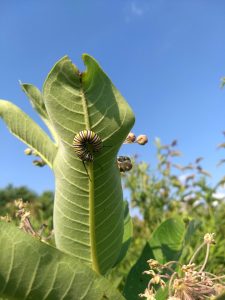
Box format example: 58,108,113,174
0,184,37,205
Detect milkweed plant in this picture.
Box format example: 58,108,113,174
0,55,224,300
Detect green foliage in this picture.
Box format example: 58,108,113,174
21,83,58,143
0,184,37,206
0,100,57,168
0,221,124,300
124,138,225,271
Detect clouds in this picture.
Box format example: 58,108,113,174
124,1,149,22
131,2,144,16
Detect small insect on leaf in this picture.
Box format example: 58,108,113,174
72,130,103,179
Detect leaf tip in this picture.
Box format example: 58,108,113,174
82,53,100,71
82,53,91,62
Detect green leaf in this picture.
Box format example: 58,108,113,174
124,243,153,300
20,83,48,119
0,100,57,168
113,201,133,267
123,218,189,300
155,287,168,300
21,83,59,144
0,221,125,300
183,219,201,245
43,55,135,274
149,218,186,263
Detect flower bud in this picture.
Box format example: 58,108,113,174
171,139,177,147
117,156,133,172
124,132,136,144
33,159,46,167
24,148,33,155
147,259,161,269
136,135,148,145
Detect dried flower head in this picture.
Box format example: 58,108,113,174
0,198,53,244
15,200,36,235
204,233,215,245
0,214,11,222
147,259,161,269
181,263,195,273
172,273,216,299
139,288,156,300
151,275,166,288
14,199,26,210
139,233,225,300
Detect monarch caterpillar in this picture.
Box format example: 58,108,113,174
72,130,103,179
117,156,133,172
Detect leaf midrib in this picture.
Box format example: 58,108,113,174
80,81,99,273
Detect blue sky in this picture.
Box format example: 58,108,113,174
0,0,225,193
